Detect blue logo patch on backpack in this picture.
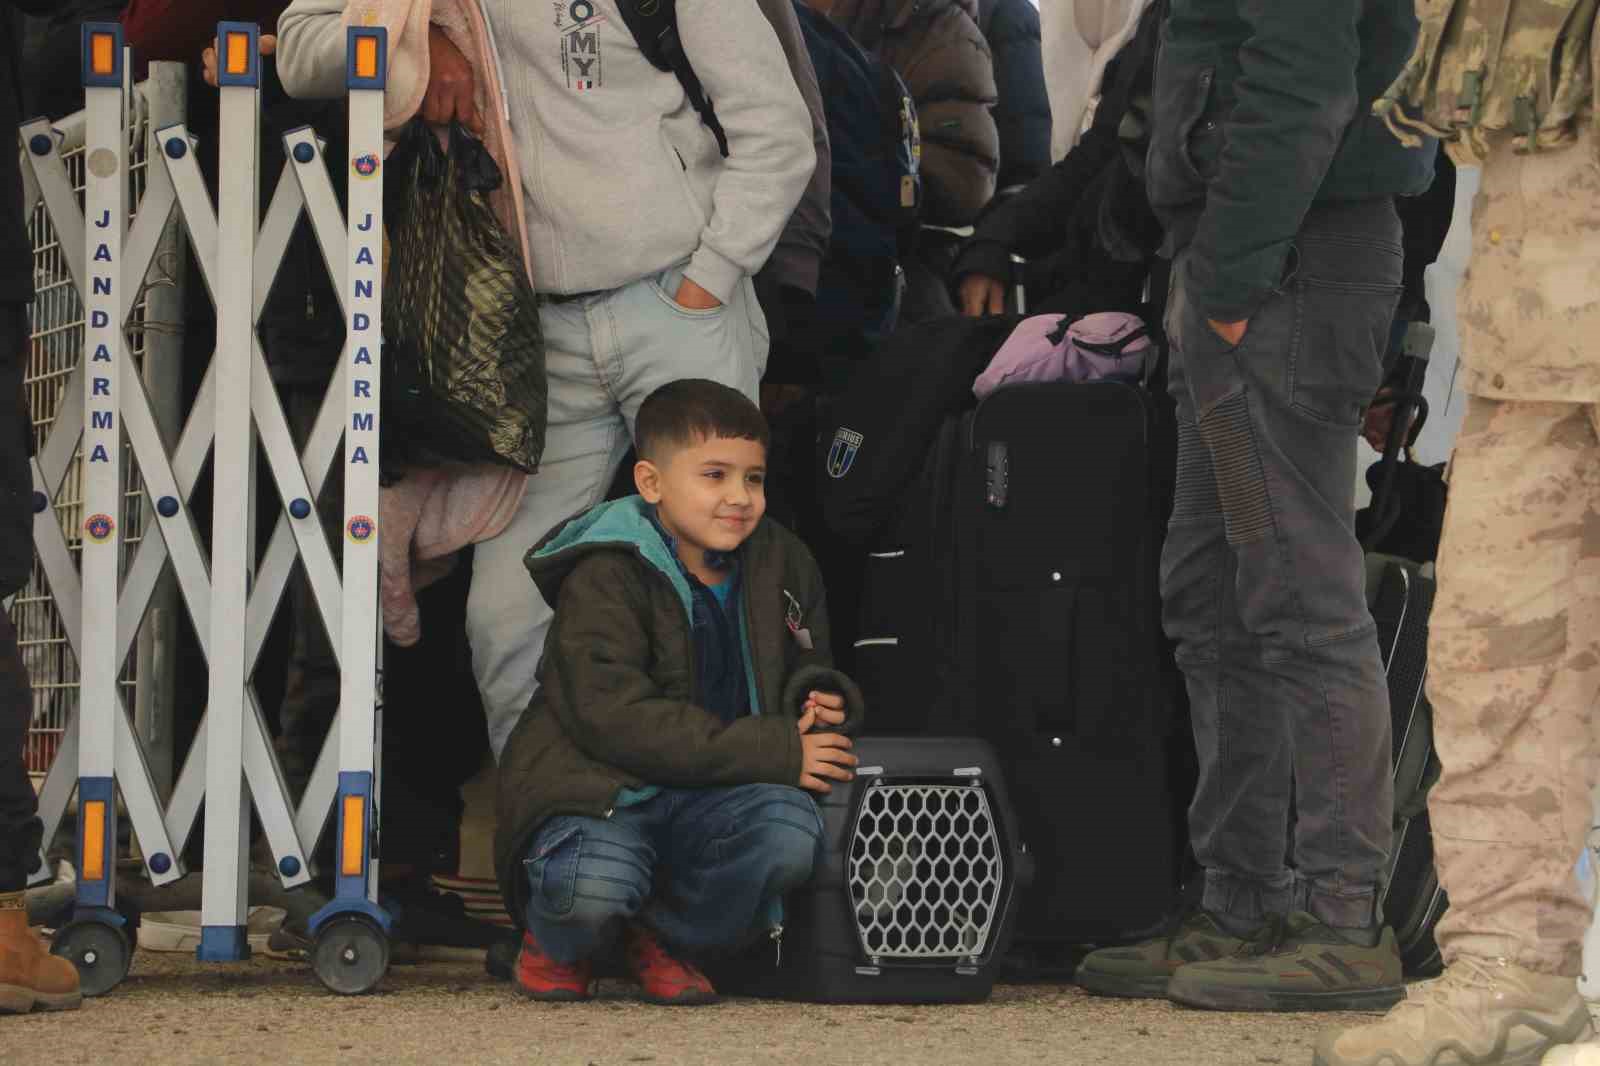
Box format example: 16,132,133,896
827,428,864,479
794,2,922,348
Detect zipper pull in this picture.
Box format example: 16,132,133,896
770,924,784,969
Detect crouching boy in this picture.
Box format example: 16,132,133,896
493,379,865,1005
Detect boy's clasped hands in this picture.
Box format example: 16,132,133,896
796,690,857,795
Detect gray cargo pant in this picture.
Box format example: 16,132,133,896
1163,198,1400,930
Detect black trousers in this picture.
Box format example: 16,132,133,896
0,305,40,891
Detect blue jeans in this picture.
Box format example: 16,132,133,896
1163,199,1400,930
521,784,821,964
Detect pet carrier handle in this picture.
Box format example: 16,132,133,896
783,665,866,737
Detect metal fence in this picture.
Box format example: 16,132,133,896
17,68,185,790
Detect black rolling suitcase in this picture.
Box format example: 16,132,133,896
708,737,1030,1003
1367,554,1447,977
949,378,1185,943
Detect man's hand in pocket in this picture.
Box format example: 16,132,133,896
1208,318,1249,346
674,277,723,311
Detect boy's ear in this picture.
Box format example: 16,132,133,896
634,458,664,503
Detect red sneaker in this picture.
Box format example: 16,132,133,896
513,932,593,1002
624,924,719,1006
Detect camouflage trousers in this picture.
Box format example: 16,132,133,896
1429,132,1600,977
1428,401,1600,978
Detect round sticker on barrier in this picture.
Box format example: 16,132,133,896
347,515,376,544
351,153,381,179
84,514,116,543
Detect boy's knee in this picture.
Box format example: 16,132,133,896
745,797,822,891
523,823,650,930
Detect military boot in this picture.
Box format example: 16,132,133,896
1315,956,1592,1065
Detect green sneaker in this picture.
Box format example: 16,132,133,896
1075,911,1248,999
1167,911,1405,1013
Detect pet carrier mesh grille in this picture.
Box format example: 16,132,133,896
848,782,1003,961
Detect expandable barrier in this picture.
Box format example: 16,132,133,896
17,21,393,995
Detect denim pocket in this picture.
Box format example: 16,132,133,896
1287,236,1403,428
524,825,583,918
650,264,730,320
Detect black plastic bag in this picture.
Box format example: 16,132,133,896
382,121,546,473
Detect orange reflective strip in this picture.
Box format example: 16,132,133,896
82,801,106,881
225,32,251,75
90,33,115,76
354,36,379,80
340,795,365,877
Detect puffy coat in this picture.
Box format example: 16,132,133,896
976,0,1050,193
826,0,1000,226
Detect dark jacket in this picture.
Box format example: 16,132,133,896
2,0,63,306
758,0,833,298
828,0,1000,227
493,497,863,916
953,0,1163,315
1148,0,1435,322
975,0,1051,194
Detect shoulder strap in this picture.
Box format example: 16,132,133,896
612,0,730,157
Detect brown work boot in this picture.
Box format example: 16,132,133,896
1315,956,1592,1066
0,892,82,1014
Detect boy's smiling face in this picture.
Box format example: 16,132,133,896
635,433,767,577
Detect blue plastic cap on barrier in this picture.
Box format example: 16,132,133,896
31,492,47,515
164,137,187,160
292,142,316,164
346,26,389,91
289,498,312,520
156,496,180,518
149,853,172,875
214,22,262,89
28,134,51,157
81,23,125,89
279,856,302,879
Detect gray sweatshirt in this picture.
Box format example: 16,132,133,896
277,0,816,303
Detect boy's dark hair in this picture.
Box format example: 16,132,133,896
636,379,770,462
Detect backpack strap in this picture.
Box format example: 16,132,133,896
613,0,730,158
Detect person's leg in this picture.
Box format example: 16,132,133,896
0,307,39,893
1178,203,1400,931
520,811,659,965
1161,289,1296,927
1074,262,1289,999
0,305,78,1014
1427,399,1600,974
645,784,822,955
467,298,632,761
1163,201,1404,1012
1313,399,1600,1064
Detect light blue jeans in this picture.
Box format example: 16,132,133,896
469,263,768,759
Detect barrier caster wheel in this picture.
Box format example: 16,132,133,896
51,920,133,997
312,916,389,995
